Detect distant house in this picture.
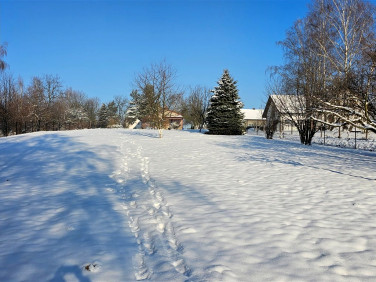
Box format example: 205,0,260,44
241,109,266,130
163,110,184,130
263,95,302,133
140,109,184,130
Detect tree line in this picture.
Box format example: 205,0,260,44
0,49,220,137
0,71,131,136
267,0,376,145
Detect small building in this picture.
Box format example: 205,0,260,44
263,95,302,134
140,109,184,130
164,110,184,130
241,108,266,130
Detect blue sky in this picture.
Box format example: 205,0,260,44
0,0,315,108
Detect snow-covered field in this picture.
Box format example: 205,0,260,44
1,129,376,281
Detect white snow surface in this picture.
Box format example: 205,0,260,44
1,129,376,281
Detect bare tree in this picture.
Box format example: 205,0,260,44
0,44,7,71
44,75,62,105
269,16,324,145
84,97,100,128
13,77,31,133
0,70,102,135
0,73,17,136
63,88,92,129
27,77,46,131
114,95,128,127
182,85,211,131
309,0,376,133
265,116,279,139
134,61,182,137
269,0,376,144
44,75,63,126
25,75,64,130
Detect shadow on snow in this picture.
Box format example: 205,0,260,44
215,135,376,182
0,133,137,281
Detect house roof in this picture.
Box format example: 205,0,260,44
164,109,183,118
241,109,264,120
263,95,305,118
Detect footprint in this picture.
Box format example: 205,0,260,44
180,227,197,234
143,233,155,255
66,225,75,231
155,192,164,202
129,217,140,233
162,207,172,218
147,207,156,216
167,236,180,251
172,259,189,275
157,222,165,233
134,254,151,281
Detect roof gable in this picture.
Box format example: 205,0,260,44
263,95,305,117
241,109,264,120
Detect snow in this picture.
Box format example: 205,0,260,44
241,108,264,120
1,129,376,281
260,128,376,151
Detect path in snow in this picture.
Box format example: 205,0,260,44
110,133,191,280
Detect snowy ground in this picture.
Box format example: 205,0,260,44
249,128,376,151
1,129,376,281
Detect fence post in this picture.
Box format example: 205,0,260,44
351,130,361,149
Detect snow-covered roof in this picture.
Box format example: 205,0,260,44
263,95,305,118
241,109,265,120
272,95,304,112
164,110,183,118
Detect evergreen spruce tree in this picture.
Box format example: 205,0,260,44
206,69,244,135
98,104,108,128
125,99,138,127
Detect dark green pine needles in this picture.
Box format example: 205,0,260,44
206,69,244,135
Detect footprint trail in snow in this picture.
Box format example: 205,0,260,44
111,135,191,281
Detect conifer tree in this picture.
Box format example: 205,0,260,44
206,69,244,135
97,104,108,128
125,99,138,127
